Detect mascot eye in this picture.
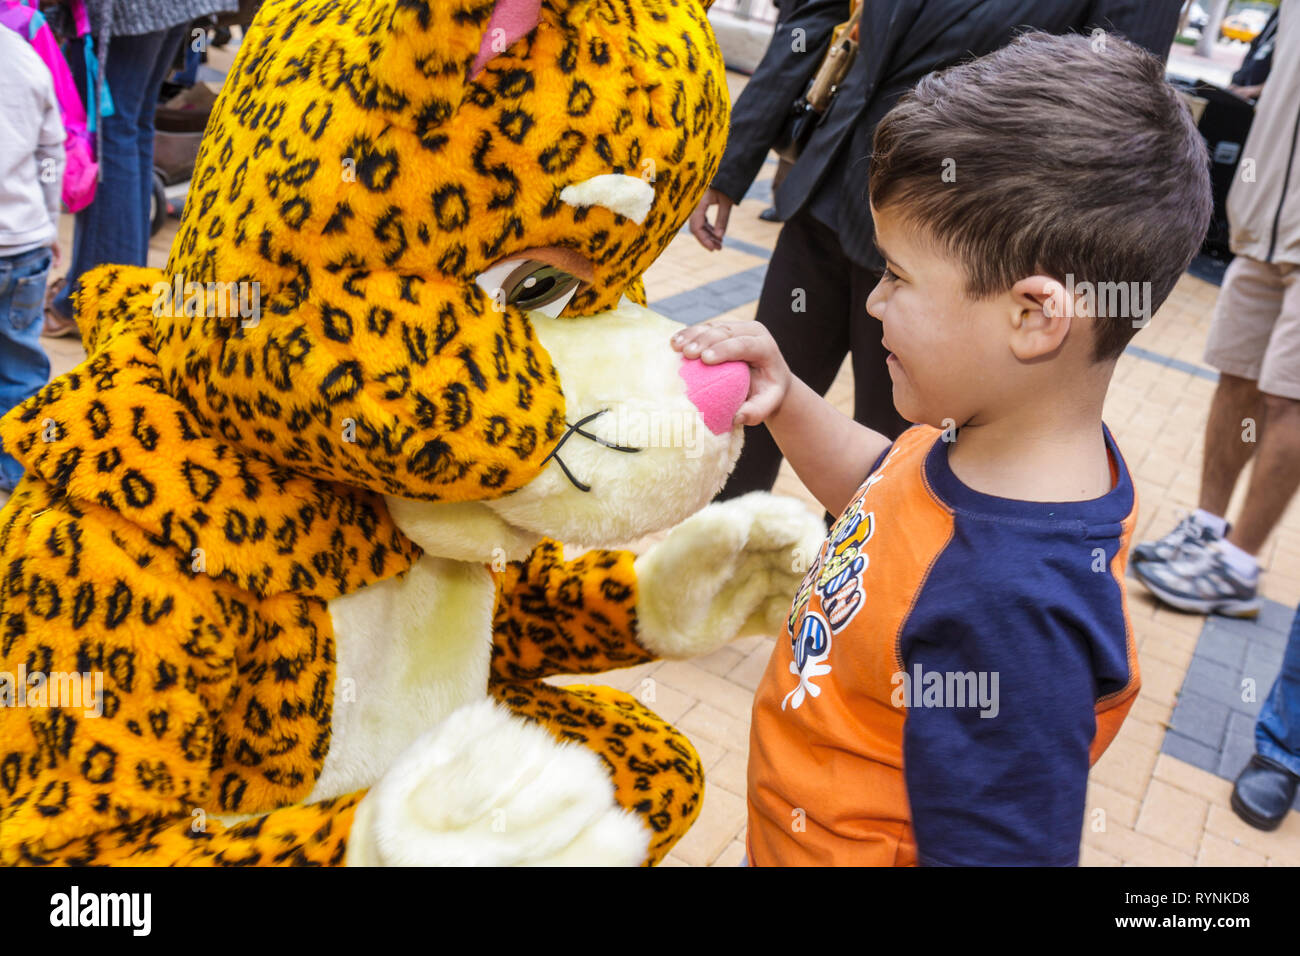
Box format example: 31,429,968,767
474,259,582,317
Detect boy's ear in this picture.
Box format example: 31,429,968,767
1006,275,1081,362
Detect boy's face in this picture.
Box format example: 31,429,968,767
865,203,1014,429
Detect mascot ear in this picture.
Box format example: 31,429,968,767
469,0,722,78
470,0,542,78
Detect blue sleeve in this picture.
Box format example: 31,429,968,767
900,574,1097,866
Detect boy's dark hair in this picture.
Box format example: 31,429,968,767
868,30,1212,362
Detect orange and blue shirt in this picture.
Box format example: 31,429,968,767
747,424,1141,866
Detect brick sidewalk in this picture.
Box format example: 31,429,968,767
22,68,1300,868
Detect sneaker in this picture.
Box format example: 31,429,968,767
1133,541,1262,617
1131,511,1224,564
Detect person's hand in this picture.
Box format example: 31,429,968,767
1228,83,1264,101
49,241,61,268
671,319,792,425
688,187,733,251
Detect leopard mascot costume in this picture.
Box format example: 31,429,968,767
0,0,823,865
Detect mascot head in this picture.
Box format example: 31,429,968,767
128,0,739,552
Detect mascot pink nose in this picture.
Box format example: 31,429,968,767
679,356,750,435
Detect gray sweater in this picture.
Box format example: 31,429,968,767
83,0,241,38
0,27,65,257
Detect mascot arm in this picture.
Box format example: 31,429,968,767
3,715,645,867
490,494,827,681
490,539,653,682
631,493,827,659
4,795,367,866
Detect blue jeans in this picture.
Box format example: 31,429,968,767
0,246,53,491
174,36,203,87
1256,604,1300,778
52,23,189,318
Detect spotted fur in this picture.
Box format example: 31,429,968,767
490,681,703,865
491,540,655,682
0,0,727,865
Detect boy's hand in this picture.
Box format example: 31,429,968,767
673,320,892,517
671,320,792,426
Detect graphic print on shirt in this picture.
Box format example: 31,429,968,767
781,469,885,711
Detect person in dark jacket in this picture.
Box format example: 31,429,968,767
757,0,808,222
1228,5,1276,101
690,0,1185,500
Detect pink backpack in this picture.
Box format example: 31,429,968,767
0,0,98,212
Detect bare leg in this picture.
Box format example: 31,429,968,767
1226,392,1300,556
1200,372,1264,517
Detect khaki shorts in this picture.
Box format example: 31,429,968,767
1204,255,1300,400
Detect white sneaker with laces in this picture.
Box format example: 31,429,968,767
1132,512,1225,565
1134,540,1262,618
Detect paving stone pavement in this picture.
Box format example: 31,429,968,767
16,67,1300,868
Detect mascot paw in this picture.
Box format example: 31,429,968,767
346,700,648,866
634,491,826,658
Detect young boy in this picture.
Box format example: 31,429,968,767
0,23,64,494
673,30,1212,865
